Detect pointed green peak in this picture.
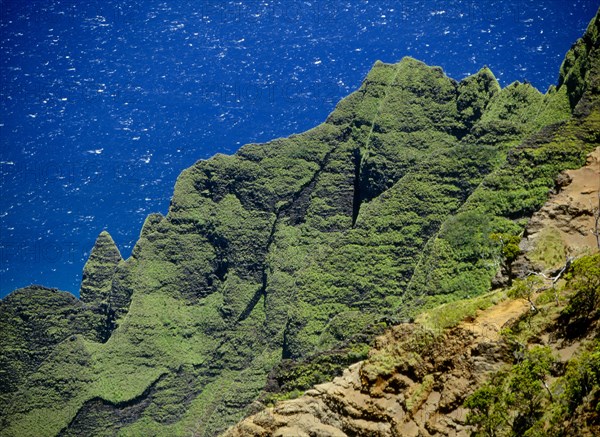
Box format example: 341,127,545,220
79,230,122,305
131,213,164,259
477,66,499,85
457,66,501,128
460,66,501,92
97,230,118,246
398,55,421,64
92,231,122,262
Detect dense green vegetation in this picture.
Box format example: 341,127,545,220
465,253,600,436
0,11,598,437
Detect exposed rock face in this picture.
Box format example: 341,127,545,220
224,299,527,437
529,148,599,253
514,147,600,277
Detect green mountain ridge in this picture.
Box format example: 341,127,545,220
1,10,599,437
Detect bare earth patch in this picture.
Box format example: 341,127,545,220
460,298,529,342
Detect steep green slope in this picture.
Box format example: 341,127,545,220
224,252,600,436
0,10,598,437
0,286,84,422
408,12,600,308
79,231,123,342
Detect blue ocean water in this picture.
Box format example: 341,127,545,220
0,0,597,297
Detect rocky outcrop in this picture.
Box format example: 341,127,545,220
513,147,600,277
224,299,528,437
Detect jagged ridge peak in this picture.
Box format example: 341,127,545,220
79,230,122,305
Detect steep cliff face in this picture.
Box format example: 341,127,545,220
80,231,122,306
406,12,600,306
1,10,599,437
0,286,82,419
79,231,123,342
226,268,600,436
559,10,600,113
223,146,600,437
515,148,600,277
224,302,523,437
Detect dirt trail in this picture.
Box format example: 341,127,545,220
460,298,529,342
223,299,528,437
